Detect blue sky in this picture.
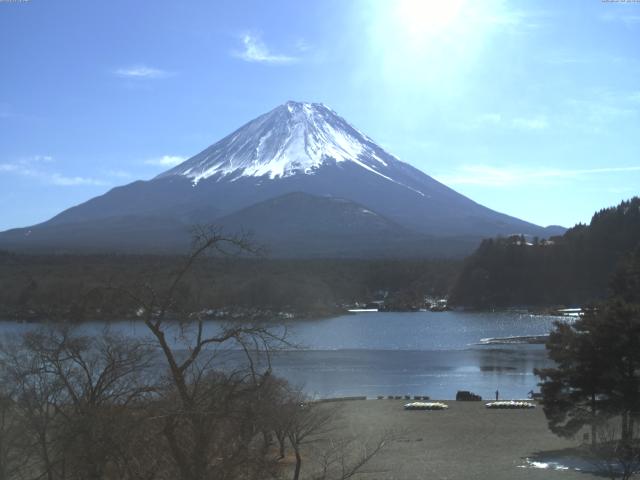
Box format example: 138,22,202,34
1,0,639,231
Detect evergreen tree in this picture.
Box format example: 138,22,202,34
534,309,613,446
536,249,640,477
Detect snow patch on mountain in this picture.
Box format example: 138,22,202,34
158,101,423,195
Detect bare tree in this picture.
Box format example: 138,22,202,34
285,400,336,480
0,227,391,480
116,227,288,480
259,376,294,460
311,435,389,480
1,331,66,480
0,381,30,480
281,395,391,480
0,326,156,480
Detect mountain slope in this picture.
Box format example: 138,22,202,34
0,101,563,256
214,192,478,257
0,192,479,257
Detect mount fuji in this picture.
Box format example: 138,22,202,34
0,101,563,257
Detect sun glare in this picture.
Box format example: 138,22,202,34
395,0,466,40
363,0,501,100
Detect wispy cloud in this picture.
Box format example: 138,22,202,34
435,164,640,187
544,53,590,65
20,154,54,164
102,169,133,179
483,9,549,30
233,33,297,64
601,11,640,26
47,173,108,186
511,116,549,130
294,38,313,53
562,95,636,133
114,65,172,79
144,155,186,167
456,113,549,131
0,156,108,186
475,113,502,125
543,51,636,68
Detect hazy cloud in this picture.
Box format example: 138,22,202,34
144,155,186,167
294,38,311,52
476,113,503,125
114,65,172,79
601,12,640,26
563,97,636,132
234,33,297,64
102,169,133,179
483,9,549,30
511,115,549,130
435,164,640,187
28,155,54,163
456,113,548,130
0,156,108,186
47,173,108,186
544,52,618,66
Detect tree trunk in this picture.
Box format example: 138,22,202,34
39,433,55,480
591,393,597,448
262,430,272,454
292,448,302,480
276,431,286,459
621,411,630,445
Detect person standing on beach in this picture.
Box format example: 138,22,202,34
495,389,499,401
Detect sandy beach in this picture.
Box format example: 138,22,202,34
313,399,601,480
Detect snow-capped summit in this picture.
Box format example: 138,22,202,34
158,101,402,185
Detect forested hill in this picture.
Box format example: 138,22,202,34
449,197,640,309
0,254,459,321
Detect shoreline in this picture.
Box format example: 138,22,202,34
0,304,578,324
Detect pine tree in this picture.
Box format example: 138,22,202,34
536,248,640,478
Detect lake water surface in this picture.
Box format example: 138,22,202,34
0,311,561,400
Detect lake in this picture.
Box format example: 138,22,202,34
0,311,562,400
